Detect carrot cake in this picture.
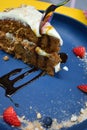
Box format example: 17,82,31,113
0,5,63,75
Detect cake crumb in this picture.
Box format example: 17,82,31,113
63,66,69,71
19,103,87,130
80,108,85,114
70,115,78,122
36,112,42,119
85,102,87,107
3,55,9,61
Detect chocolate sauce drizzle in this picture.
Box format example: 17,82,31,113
59,52,68,63
0,67,44,98
0,53,67,106
0,53,67,97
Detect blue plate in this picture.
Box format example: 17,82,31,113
0,13,87,130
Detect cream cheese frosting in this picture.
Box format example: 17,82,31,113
0,5,63,46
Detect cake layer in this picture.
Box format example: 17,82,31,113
0,5,63,75
0,19,61,75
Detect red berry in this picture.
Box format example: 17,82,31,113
3,106,21,127
73,46,86,58
77,84,87,93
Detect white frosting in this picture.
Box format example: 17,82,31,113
54,62,61,72
0,5,63,45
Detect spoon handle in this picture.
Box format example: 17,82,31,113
39,0,70,34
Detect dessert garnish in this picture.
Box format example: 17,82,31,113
39,0,70,34
73,46,87,94
73,46,86,58
3,106,21,127
77,84,87,93
41,116,53,128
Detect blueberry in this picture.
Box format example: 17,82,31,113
42,116,52,128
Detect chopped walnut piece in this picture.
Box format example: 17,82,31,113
3,55,9,61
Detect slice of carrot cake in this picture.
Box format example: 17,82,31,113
0,5,63,75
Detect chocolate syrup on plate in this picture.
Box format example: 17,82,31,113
59,52,68,63
0,53,67,106
0,67,44,106
0,53,67,97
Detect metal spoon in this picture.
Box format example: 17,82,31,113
39,0,70,34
